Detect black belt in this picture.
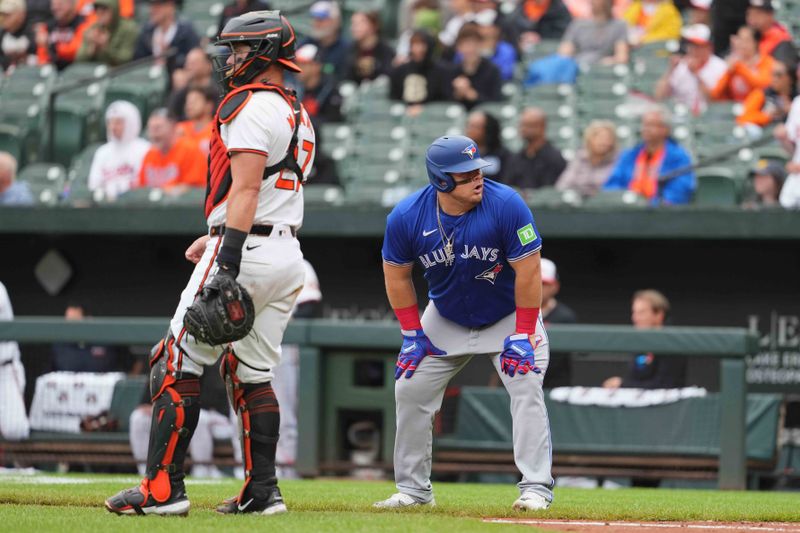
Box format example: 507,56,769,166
209,224,296,237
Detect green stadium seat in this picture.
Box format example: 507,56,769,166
0,123,23,162
162,187,206,205
108,376,147,432
115,187,166,205
584,189,648,207
52,81,108,166
18,163,67,205
303,184,345,206
694,167,739,206
104,64,168,120
525,186,582,208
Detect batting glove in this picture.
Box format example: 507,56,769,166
395,330,446,380
500,334,542,377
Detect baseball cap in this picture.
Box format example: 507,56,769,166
541,258,558,285
309,1,341,20
689,0,711,10
681,24,712,46
750,159,786,183
749,0,774,11
295,43,319,64
0,0,25,13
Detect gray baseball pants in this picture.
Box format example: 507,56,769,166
392,302,554,503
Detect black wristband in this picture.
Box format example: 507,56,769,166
216,227,247,275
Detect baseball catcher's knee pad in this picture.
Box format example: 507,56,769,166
143,335,201,503
221,349,280,501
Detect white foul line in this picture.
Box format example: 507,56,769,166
483,519,800,532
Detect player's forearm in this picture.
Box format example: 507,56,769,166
383,263,417,309
216,153,264,275
511,254,542,334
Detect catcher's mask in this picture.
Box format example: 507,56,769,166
212,10,301,93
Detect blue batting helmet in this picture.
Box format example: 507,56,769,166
425,135,491,193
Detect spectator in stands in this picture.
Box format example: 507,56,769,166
0,280,29,441
603,106,695,205
711,25,774,102
389,30,449,106
168,47,214,122
36,0,96,70
393,0,441,63
654,24,727,115
138,108,207,192
474,8,517,81
746,0,796,66
540,258,577,388
603,290,686,389
294,44,343,124
711,0,748,57
51,304,118,372
216,0,270,37
304,1,350,81
0,151,33,205
306,134,340,185
87,100,150,199
504,107,567,188
133,0,199,71
507,0,572,53
176,85,215,156
345,10,395,84
738,58,796,130
557,0,629,65
439,0,475,49
76,0,136,66
556,119,618,196
743,158,785,208
0,0,36,72
445,23,502,108
623,0,682,46
465,109,510,179
686,0,711,26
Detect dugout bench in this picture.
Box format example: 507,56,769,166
0,318,759,489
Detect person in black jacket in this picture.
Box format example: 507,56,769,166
603,290,687,389
216,0,270,37
295,43,343,124
133,0,199,71
389,30,450,105
503,106,567,189
0,0,36,72
445,23,502,109
464,109,510,179
345,10,395,83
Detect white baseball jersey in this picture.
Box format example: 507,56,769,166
207,91,316,229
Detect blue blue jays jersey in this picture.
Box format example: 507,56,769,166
382,179,542,329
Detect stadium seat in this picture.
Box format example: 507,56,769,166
52,82,108,166
108,376,147,432
0,123,24,163
303,184,345,206
584,189,648,207
104,64,168,120
18,163,67,205
525,186,582,208
161,187,205,205
115,187,165,205
694,167,739,207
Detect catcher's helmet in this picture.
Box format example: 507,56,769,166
425,135,491,192
213,10,300,92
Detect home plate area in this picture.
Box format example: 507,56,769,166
483,519,800,533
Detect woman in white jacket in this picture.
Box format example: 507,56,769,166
87,101,151,199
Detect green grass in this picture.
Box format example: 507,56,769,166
0,474,798,532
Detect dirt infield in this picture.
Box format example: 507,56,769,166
483,519,800,533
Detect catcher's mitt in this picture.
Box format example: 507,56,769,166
183,270,255,345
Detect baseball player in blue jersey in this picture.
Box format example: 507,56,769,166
374,135,553,511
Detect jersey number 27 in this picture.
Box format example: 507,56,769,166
275,139,314,192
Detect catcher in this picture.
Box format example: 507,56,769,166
105,10,315,517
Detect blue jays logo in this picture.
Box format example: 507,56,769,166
475,262,503,284
462,144,477,159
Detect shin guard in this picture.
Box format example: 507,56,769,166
221,350,280,502
142,335,201,503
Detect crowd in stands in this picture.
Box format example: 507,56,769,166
2,0,800,208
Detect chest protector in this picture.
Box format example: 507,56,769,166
205,82,304,218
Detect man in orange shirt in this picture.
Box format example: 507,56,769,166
36,0,96,69
176,85,216,156
139,108,207,193
746,0,796,65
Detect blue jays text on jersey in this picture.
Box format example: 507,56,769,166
382,179,542,329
